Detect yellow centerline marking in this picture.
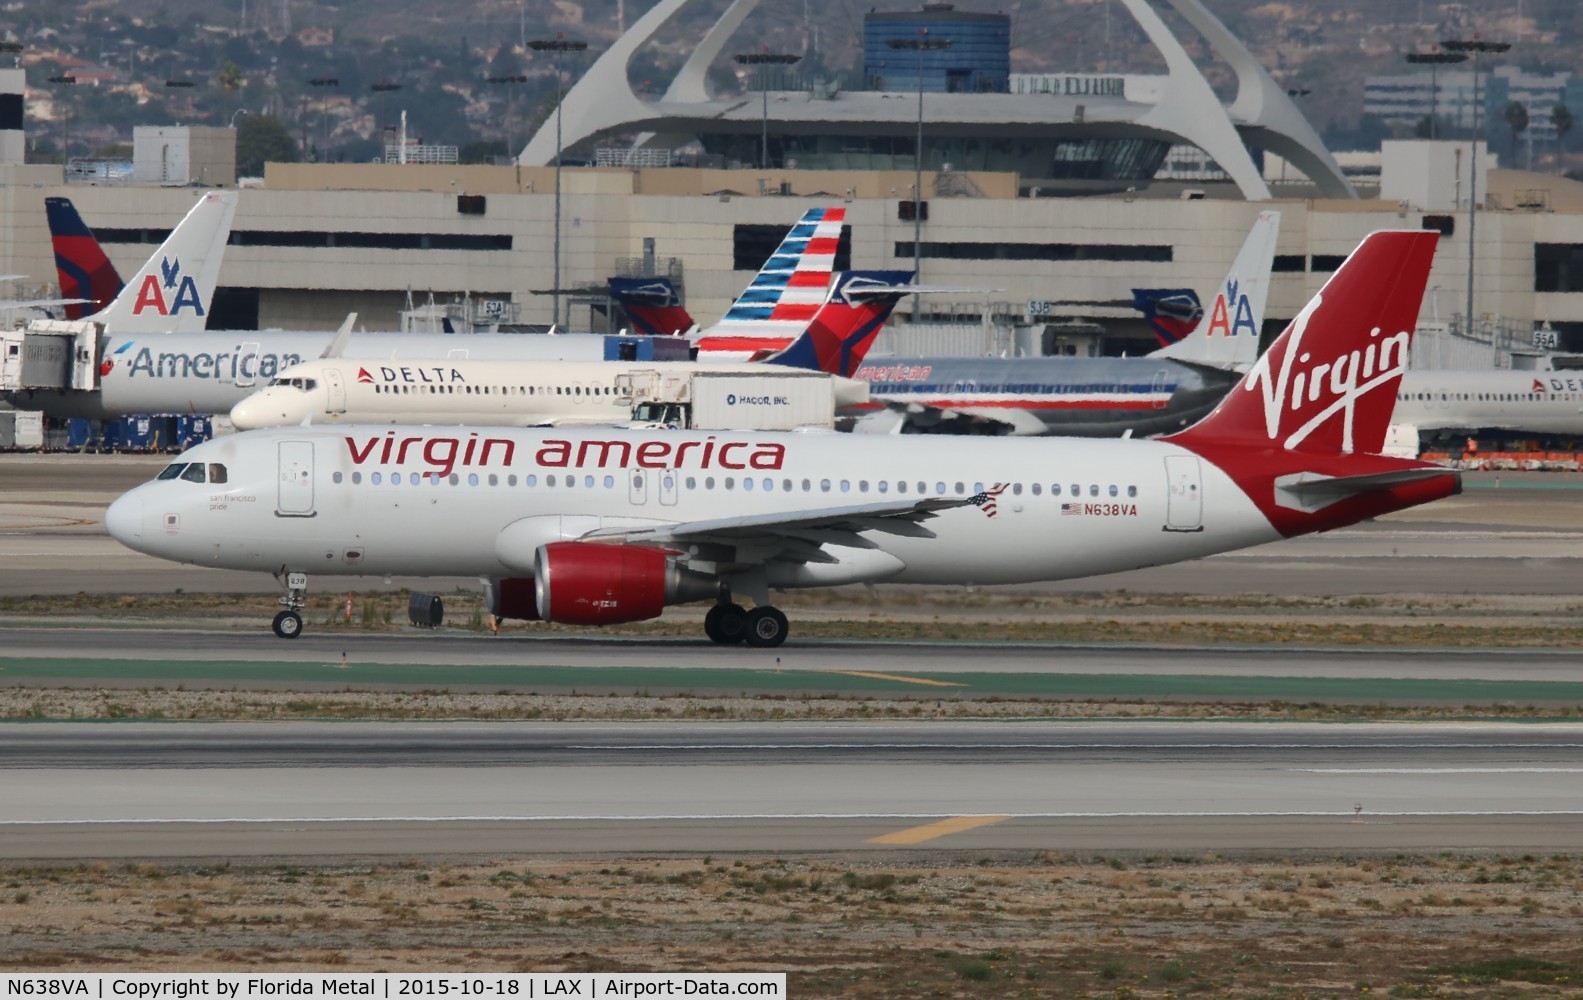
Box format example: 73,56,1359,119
867,815,1012,845
819,670,967,687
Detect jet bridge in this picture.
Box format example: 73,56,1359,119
0,319,102,394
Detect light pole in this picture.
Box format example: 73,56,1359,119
1405,48,1466,140
732,49,802,169
1441,36,1510,349
529,33,587,329
308,75,339,162
370,81,402,157
887,29,951,319
47,74,75,164
485,73,527,163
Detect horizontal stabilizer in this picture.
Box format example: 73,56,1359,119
1274,466,1456,513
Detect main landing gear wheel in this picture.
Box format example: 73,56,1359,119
272,610,303,639
704,602,749,645
744,606,789,648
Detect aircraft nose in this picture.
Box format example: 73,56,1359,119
230,392,290,430
104,491,144,548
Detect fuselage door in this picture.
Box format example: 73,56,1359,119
1152,369,1168,409
629,468,649,506
236,341,261,388
324,367,347,413
1163,454,1203,532
659,468,678,506
277,440,316,517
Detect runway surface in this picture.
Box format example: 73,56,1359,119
4,625,1583,692
3,721,1582,857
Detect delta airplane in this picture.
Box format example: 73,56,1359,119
845,212,1281,436
47,196,132,321
1389,369,1583,448
228,270,912,430
106,229,1457,647
9,207,851,419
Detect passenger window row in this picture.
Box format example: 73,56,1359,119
330,470,1140,500
370,384,618,397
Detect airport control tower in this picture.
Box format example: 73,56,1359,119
862,2,1011,93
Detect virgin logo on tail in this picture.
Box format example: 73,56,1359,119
1168,230,1438,458
1243,293,1411,453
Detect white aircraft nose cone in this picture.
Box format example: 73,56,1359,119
104,493,143,547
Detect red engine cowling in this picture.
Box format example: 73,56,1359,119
482,577,542,622
534,542,716,625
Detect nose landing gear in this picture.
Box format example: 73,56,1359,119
271,569,308,639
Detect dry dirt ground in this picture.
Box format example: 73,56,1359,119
4,854,1583,997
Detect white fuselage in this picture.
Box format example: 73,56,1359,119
78,331,645,417
230,359,864,430
106,425,1275,588
1394,369,1583,434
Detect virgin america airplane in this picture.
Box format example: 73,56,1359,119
105,230,1456,647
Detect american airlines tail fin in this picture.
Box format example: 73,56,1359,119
764,270,915,377
695,207,845,359
1151,210,1280,372
1131,288,1202,348
91,191,238,334
46,197,124,320
608,276,696,336
1167,229,1439,456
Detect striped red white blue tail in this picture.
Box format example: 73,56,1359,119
695,207,845,361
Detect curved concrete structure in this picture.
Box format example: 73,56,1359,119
520,0,1354,201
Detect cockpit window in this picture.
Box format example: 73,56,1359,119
180,464,207,484
267,377,318,391
209,463,228,484
157,463,188,481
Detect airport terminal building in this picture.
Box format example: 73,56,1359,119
0,0,1581,358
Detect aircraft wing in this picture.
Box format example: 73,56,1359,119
579,495,986,564
852,400,1041,436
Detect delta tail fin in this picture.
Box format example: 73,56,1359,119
91,191,238,334
1131,288,1202,348
46,197,124,320
608,276,696,336
1152,210,1280,372
1166,229,1439,457
694,207,845,360
764,270,915,377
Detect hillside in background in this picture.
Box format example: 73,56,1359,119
3,0,1576,163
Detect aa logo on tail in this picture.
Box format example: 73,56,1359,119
1206,278,1258,338
131,256,205,316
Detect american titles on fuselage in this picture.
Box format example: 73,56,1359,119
344,432,790,479
111,342,306,381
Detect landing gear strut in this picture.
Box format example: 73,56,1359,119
272,570,308,639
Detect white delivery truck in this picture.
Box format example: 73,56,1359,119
621,369,863,431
